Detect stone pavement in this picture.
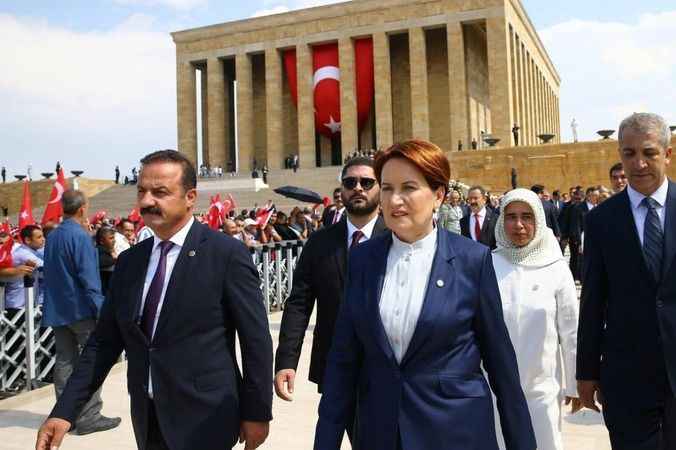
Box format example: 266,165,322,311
0,311,610,449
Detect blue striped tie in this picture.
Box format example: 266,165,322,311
642,197,663,283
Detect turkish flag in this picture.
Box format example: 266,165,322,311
255,203,276,228
90,210,107,225
128,208,141,223
19,180,35,231
207,195,224,230
0,235,13,268
283,38,374,138
41,168,67,225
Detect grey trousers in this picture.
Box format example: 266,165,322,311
53,318,103,428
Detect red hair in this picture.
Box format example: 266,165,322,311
374,140,450,196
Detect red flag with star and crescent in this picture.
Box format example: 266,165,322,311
41,168,67,225
283,38,374,138
19,180,35,231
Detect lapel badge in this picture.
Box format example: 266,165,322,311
188,250,196,257
532,284,539,291
436,279,444,288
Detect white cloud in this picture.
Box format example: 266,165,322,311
112,0,207,10
0,13,177,178
251,0,347,18
540,11,676,142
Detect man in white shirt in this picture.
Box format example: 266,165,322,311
460,185,497,249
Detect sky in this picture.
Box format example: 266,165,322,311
1,0,675,179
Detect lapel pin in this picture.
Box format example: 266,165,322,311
188,250,196,257
436,279,444,288
532,284,539,291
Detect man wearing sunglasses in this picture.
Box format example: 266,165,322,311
322,188,345,227
275,156,386,449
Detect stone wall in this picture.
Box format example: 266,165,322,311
0,179,115,220
448,137,676,193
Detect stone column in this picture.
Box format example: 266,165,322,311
373,31,393,148
177,61,198,169
236,52,254,172
447,21,469,150
339,37,358,159
265,47,283,169
207,58,227,169
528,57,536,143
296,43,315,169
486,16,515,146
409,27,429,140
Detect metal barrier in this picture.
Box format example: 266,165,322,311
0,240,304,395
0,273,55,395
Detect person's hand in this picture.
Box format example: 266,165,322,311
16,265,35,276
239,421,269,450
565,396,583,414
36,417,71,450
577,380,602,412
274,369,296,401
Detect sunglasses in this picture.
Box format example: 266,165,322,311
342,177,377,191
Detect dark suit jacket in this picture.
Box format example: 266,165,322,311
566,202,591,242
542,199,561,237
460,208,498,249
276,216,387,389
321,207,343,228
315,229,535,450
577,182,676,404
50,221,273,450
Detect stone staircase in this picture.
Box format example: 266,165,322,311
87,166,344,217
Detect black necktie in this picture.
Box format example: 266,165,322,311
350,230,364,249
642,197,663,283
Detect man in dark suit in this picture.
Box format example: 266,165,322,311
567,186,599,280
530,184,561,238
578,113,676,450
36,150,273,450
275,157,386,444
460,185,498,249
321,187,345,227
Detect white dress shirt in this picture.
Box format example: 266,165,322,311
346,215,379,248
469,207,487,241
140,216,194,397
379,229,437,363
585,201,595,211
627,178,668,246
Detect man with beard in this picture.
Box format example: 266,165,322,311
274,157,386,449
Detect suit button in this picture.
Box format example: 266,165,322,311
149,347,155,352
657,300,664,308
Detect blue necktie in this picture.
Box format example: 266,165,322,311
642,197,663,283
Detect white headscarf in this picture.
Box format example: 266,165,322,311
494,188,564,268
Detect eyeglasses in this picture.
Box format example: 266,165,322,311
342,177,377,191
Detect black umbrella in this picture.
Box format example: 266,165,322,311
273,186,323,204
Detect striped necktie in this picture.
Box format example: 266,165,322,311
642,197,663,283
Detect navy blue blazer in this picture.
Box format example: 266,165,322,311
42,219,104,327
50,221,273,450
577,181,676,402
314,228,535,450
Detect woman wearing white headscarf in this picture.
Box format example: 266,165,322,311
491,188,579,450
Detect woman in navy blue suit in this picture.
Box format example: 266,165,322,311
314,140,535,450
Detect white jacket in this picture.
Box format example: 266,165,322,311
491,252,579,450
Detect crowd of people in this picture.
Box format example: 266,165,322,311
0,111,668,450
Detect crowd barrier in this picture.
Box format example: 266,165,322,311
0,240,303,395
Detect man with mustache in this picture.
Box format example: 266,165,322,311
36,150,273,450
275,157,386,448
460,185,498,249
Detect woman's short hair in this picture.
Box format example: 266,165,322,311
374,139,450,196
96,226,116,245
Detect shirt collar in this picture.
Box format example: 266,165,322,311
151,216,194,252
627,177,669,211
347,215,379,241
391,227,437,254
473,207,487,218
586,201,595,210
